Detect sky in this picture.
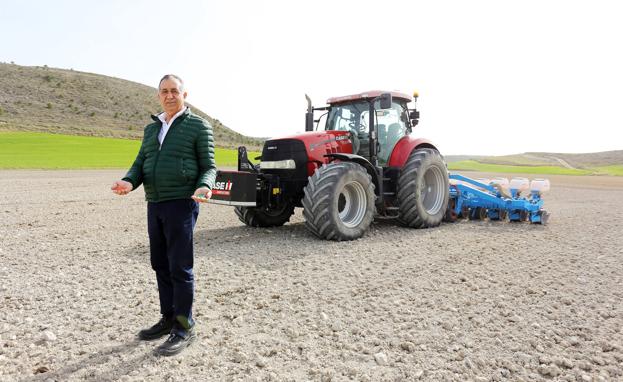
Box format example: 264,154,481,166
1,0,622,156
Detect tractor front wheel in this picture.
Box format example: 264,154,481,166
302,162,375,241
397,148,449,228
235,202,295,228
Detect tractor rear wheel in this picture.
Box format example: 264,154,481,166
302,162,375,241
235,202,295,228
397,148,449,228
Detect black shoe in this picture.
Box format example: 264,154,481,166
155,327,196,356
138,316,174,341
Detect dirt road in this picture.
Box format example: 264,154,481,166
1,170,622,381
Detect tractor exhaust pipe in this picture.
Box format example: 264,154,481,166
305,94,314,132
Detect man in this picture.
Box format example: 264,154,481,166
111,74,216,356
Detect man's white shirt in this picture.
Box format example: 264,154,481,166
157,106,188,147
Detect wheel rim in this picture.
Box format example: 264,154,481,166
420,166,445,214
338,180,367,228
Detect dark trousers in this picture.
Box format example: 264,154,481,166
147,199,199,324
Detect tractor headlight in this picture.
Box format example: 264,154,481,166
259,159,296,169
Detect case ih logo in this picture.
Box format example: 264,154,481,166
213,180,233,196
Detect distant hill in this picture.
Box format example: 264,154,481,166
446,151,623,176
444,155,486,163
0,63,263,150
446,151,623,168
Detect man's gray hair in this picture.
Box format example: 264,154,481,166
159,74,184,91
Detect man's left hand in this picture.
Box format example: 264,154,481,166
192,187,212,203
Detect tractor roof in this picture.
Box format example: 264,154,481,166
327,90,412,105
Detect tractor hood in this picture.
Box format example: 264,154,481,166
266,130,352,155
262,130,353,176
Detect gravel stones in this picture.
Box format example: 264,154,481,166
374,352,388,366
40,331,57,343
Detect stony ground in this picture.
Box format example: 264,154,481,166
0,170,622,382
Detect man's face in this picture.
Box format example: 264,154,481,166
158,78,187,115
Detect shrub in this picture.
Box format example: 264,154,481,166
89,112,95,117
46,103,52,109
43,74,52,82
114,112,119,118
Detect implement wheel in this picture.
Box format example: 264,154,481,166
302,162,375,241
538,210,550,225
469,207,487,220
459,206,470,219
443,198,458,223
489,209,508,221
397,148,449,228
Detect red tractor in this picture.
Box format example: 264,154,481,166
211,90,450,240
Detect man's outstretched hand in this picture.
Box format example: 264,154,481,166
191,187,212,203
111,180,133,195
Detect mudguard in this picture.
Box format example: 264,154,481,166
388,137,439,168
325,153,381,199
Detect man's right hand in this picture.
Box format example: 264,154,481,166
111,180,133,195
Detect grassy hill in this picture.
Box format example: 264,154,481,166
0,63,263,150
446,151,623,176
0,63,619,174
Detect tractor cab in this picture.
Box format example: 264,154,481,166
325,99,410,165
310,90,418,166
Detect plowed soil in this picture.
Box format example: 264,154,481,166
1,170,622,381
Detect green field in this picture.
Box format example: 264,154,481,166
447,160,593,175
2,132,619,175
591,165,623,176
0,132,259,169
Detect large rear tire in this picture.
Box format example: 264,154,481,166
397,148,449,228
235,203,295,228
302,162,375,241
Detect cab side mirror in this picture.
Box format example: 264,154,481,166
379,93,392,109
409,110,420,127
